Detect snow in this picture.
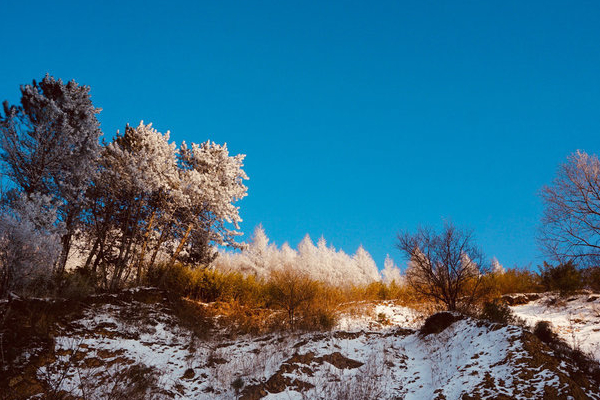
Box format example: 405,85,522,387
31,295,600,400
336,301,423,331
511,293,600,361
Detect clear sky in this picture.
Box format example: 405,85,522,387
1,1,599,270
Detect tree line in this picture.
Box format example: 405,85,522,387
1,74,599,310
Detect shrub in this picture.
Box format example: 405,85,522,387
483,267,543,297
58,267,96,299
146,263,263,305
583,266,600,292
479,300,515,324
539,261,583,295
363,281,389,300
169,297,213,339
298,306,338,331
377,312,390,325
533,320,556,343
265,267,318,330
419,312,463,336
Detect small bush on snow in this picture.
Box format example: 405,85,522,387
419,312,463,336
533,320,556,344
479,300,520,325
539,261,583,296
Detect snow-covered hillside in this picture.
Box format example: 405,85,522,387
4,290,600,400
510,292,600,362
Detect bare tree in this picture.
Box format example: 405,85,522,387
397,222,488,311
540,150,600,266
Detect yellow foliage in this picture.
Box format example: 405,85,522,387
483,267,543,298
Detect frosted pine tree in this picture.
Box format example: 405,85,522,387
297,234,317,275
242,224,281,275
382,255,403,285
279,242,297,268
174,140,248,266
491,257,505,274
0,75,102,273
353,245,381,285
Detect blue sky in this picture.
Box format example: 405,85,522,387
1,1,599,270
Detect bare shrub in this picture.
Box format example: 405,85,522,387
265,266,320,330
147,262,263,305
539,151,600,266
397,222,489,311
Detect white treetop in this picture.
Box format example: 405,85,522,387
382,254,403,285
216,226,382,286
491,257,505,274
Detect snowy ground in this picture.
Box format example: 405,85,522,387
23,295,600,399
336,300,424,331
511,292,600,361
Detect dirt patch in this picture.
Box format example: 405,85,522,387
321,352,364,369
240,350,363,400
383,327,415,337
97,348,125,359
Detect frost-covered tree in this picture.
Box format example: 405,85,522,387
279,242,298,267
172,140,248,266
491,257,505,274
83,122,248,289
297,234,317,268
382,255,403,285
0,75,102,273
84,122,179,289
216,227,382,287
239,224,280,275
0,203,60,297
353,245,381,284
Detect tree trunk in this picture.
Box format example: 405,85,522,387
148,225,170,273
168,222,194,268
83,237,100,271
135,211,156,285
57,210,78,275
